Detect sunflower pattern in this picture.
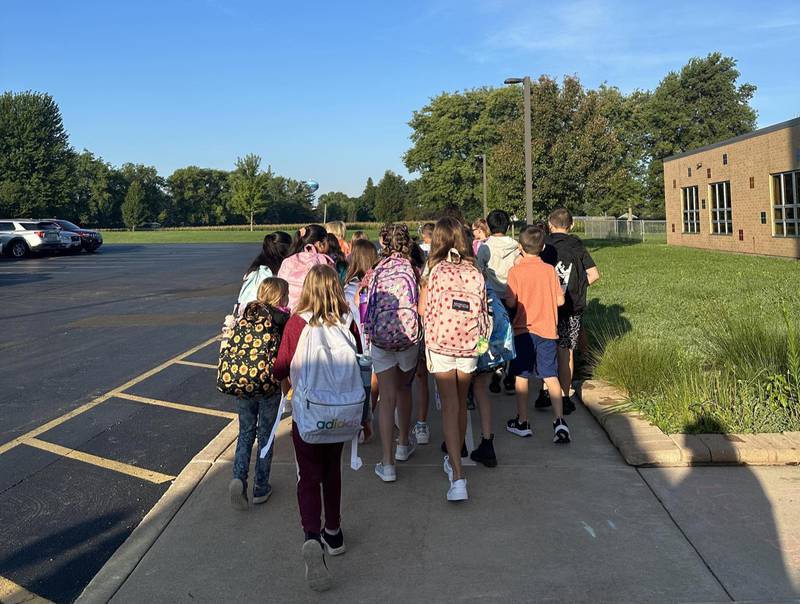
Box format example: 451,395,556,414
217,305,282,398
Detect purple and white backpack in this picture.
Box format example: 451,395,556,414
364,254,420,351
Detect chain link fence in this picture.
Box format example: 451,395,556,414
573,217,667,242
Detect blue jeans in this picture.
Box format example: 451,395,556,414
233,393,281,496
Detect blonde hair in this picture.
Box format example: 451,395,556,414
257,277,289,308
351,230,369,244
295,265,351,326
472,218,490,239
324,220,347,240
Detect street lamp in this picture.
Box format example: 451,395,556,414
504,76,533,225
475,153,488,217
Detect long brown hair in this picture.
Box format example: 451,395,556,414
428,216,473,272
294,265,351,326
344,239,378,283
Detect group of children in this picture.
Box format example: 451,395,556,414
218,211,599,592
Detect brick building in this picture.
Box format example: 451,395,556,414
664,117,800,258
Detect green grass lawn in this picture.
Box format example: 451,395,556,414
583,241,800,434
101,228,380,244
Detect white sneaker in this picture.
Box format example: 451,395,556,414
447,478,468,501
302,539,332,592
443,455,453,482
374,462,397,482
395,438,417,461
414,421,430,444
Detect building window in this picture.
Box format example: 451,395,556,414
750,176,755,189
723,153,728,165
707,168,712,179
688,167,692,177
682,186,700,233
772,170,800,237
709,181,732,235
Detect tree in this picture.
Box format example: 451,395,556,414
642,53,756,209
121,180,147,230
167,166,231,226
119,163,168,224
71,150,127,227
0,91,75,217
488,75,628,219
358,177,377,221
404,87,520,216
318,191,353,222
229,154,269,230
374,171,408,222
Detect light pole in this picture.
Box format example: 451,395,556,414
475,153,488,217
504,76,533,225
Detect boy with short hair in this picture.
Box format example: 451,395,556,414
504,225,570,444
477,210,520,394
541,207,600,413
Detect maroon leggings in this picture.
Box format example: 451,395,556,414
291,422,344,535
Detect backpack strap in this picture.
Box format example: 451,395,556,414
446,248,462,263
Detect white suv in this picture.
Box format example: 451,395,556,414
0,219,63,258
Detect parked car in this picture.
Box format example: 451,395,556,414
42,219,103,252
0,220,63,258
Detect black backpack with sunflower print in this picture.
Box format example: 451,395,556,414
217,303,288,398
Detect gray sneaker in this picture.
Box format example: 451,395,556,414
229,478,248,510
414,421,430,445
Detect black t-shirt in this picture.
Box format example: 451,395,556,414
541,233,596,316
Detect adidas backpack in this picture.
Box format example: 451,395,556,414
291,313,366,444
217,304,284,397
424,250,491,358
365,254,421,351
277,245,334,310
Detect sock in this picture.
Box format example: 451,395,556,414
324,527,340,536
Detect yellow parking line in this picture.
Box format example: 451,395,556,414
0,575,53,603
175,359,217,370
24,438,175,485
115,392,236,420
0,335,220,456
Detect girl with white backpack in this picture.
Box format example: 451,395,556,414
272,264,368,592
235,231,291,314
362,224,421,483
419,217,490,502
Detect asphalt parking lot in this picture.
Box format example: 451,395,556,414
0,244,255,603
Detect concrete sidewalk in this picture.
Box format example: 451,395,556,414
92,392,799,603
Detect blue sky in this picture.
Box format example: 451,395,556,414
2,0,798,196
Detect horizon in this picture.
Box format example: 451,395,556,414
2,0,798,197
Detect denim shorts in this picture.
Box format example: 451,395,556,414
509,332,558,379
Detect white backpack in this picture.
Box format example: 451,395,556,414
290,313,366,446
236,266,272,314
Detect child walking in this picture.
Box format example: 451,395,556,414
273,265,367,592
278,224,333,310
364,224,421,483
504,226,569,443
223,277,290,510
541,207,600,412
419,217,490,501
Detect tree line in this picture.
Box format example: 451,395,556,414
0,53,757,227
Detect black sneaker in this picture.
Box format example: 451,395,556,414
506,416,532,437
553,418,571,444
534,389,552,409
489,372,502,394
470,435,498,467
563,396,576,416
441,440,468,458
503,374,516,395
321,528,346,556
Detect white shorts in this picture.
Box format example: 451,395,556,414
426,349,479,374
371,343,419,374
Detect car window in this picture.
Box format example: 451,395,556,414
21,223,42,230
37,222,60,229
56,220,81,230
0,222,14,231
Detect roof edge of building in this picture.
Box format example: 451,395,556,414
663,116,800,163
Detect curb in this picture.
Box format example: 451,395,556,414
75,419,239,604
581,380,800,467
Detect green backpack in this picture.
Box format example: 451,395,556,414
217,304,285,398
